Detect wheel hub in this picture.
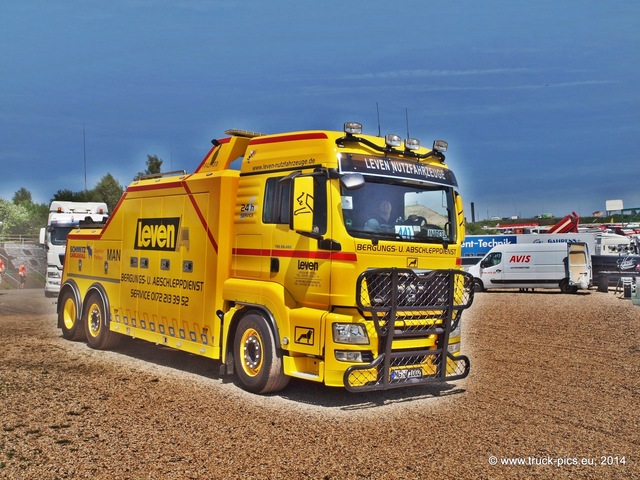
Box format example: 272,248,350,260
89,306,101,335
63,299,76,330
243,332,262,373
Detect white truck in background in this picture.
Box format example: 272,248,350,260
39,201,108,297
469,242,592,293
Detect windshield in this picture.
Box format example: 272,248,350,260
50,226,74,246
340,178,456,244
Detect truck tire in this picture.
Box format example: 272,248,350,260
58,289,85,341
233,312,290,394
473,278,484,293
83,292,120,350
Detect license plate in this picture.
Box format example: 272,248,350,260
390,368,423,381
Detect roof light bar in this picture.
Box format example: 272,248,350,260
432,140,448,153
405,138,420,151
344,122,362,134
385,134,402,148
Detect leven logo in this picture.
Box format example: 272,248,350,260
509,255,531,263
134,217,180,251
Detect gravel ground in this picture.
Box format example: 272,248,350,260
0,288,638,479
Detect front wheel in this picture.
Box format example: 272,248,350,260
233,312,290,394
83,292,120,350
58,289,85,341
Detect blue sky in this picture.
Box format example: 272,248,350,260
2,0,639,220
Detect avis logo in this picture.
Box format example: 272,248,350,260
509,255,531,263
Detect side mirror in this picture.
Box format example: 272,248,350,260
340,173,365,190
454,192,465,242
291,176,315,233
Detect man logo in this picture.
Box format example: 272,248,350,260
134,217,180,251
294,327,314,345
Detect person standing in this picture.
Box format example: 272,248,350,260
0,258,4,286
18,263,26,289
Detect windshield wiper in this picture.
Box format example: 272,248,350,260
422,236,451,248
349,228,402,241
371,231,403,240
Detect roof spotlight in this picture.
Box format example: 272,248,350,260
405,138,420,151
385,134,402,148
344,122,362,134
432,140,448,153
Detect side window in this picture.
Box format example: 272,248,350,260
312,177,327,235
482,252,502,268
263,177,291,224
263,175,327,234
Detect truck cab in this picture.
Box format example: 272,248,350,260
207,123,474,390
40,201,108,297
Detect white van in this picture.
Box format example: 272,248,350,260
468,242,592,293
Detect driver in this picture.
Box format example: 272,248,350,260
364,200,394,232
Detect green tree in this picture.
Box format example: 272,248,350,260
52,189,92,202
92,174,124,212
0,200,29,235
12,187,33,206
51,188,76,202
0,188,48,237
134,155,163,181
32,202,50,229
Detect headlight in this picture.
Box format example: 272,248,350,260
48,271,61,278
332,323,369,344
450,322,461,339
335,351,364,362
448,321,461,354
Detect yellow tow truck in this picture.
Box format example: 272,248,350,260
58,122,474,393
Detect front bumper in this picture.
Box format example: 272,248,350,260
344,268,474,392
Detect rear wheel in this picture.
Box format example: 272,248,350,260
233,312,289,394
559,279,578,294
58,289,85,341
84,292,120,350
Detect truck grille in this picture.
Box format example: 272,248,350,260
345,268,474,392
